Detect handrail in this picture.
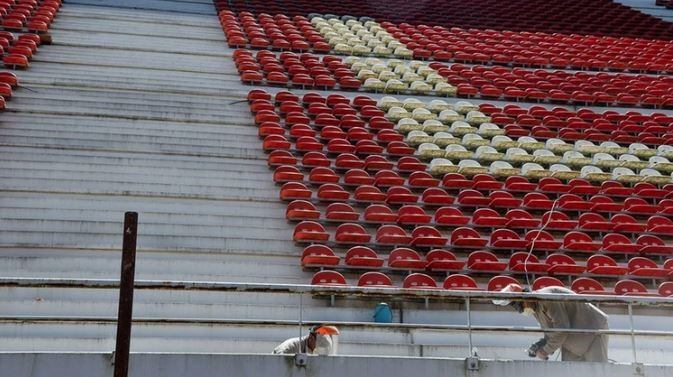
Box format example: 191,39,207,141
1,277,672,306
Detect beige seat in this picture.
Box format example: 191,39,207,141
532,149,561,164
550,163,580,180
427,100,452,113
505,147,535,164
418,142,445,158
458,159,489,176
438,109,463,123
429,158,459,175
454,101,479,114
396,118,422,133
422,119,449,133
489,160,521,177
408,131,435,146
445,144,473,160
474,145,503,162
521,162,552,179
580,165,612,182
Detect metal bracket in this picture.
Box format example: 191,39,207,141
633,362,645,376
295,353,309,367
465,356,479,371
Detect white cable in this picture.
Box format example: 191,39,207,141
523,197,561,289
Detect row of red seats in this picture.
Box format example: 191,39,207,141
432,62,673,109
389,23,673,73
302,245,673,280
287,200,673,238
0,0,60,34
1,31,41,69
311,270,673,297
235,49,361,89
220,11,331,52
479,103,673,145
293,221,673,257
213,0,673,39
279,180,673,218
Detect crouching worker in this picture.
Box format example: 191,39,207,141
493,284,609,362
273,324,340,355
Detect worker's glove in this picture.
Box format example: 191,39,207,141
527,339,548,360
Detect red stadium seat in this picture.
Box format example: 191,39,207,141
364,204,398,223
435,207,470,226
586,254,628,275
345,246,384,268
376,225,412,245
404,273,439,289
509,252,549,273
472,208,507,227
357,272,394,287
286,200,320,220
397,205,432,224
389,248,427,269
546,253,586,274
563,231,601,252
443,274,483,291
311,270,347,286
614,279,658,297
421,188,454,205
294,221,329,242
611,214,647,233
627,257,669,278
525,230,562,250
280,182,312,200
325,203,359,221
504,209,541,229
489,229,528,250
647,216,673,236
487,275,520,291
451,227,488,247
602,233,640,254
354,185,386,202
426,249,466,271
317,183,350,201
411,226,449,247
386,186,419,204
637,235,673,255
532,276,564,291
571,277,610,295
467,250,507,271
578,213,613,232
658,281,673,297
301,245,340,266
335,223,371,244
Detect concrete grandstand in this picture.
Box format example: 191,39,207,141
1,0,673,376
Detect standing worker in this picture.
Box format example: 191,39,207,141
273,324,340,355
493,284,609,362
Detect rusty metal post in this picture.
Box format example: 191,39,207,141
114,212,138,377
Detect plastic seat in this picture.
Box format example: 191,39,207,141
451,227,488,247
403,273,438,289
388,248,426,269
571,277,610,295
586,254,628,275
504,209,540,229
343,169,375,186
397,205,431,224
335,223,371,244
410,226,448,247
317,183,350,202
421,188,454,205
487,275,520,291
357,271,394,287
637,234,673,255
354,185,386,202
426,249,465,271
523,192,554,210
386,186,419,204
443,274,483,291
658,281,673,297
472,208,507,227
611,214,647,233
309,167,340,184
311,270,347,286
532,276,565,291
457,189,490,206
525,230,562,250
614,279,658,296
325,203,359,221
286,200,320,220
345,246,384,268
364,204,398,223
273,166,304,183
435,207,470,226
301,245,340,266
647,216,673,235
508,252,549,272
557,194,591,211
294,221,330,242
602,233,640,254
563,231,600,252
375,225,412,245
489,191,522,209
409,172,440,188
627,257,669,278
578,212,613,232
624,197,660,214
546,253,586,274
467,250,507,271
280,182,312,201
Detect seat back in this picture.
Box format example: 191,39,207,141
403,273,437,289
345,246,378,260
389,248,422,264
587,254,618,269
443,274,479,290
614,279,648,295
571,277,606,294
357,272,393,287
532,276,564,290
487,275,519,291
311,270,347,286
508,252,540,269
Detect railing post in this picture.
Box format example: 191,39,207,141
628,303,637,363
466,297,473,356
299,292,304,351
113,212,138,377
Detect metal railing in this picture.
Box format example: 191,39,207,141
1,277,672,363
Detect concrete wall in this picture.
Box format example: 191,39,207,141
1,353,672,377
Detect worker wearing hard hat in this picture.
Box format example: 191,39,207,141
273,325,340,355
493,284,609,362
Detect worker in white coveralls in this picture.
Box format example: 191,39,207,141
493,284,609,362
273,324,340,355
